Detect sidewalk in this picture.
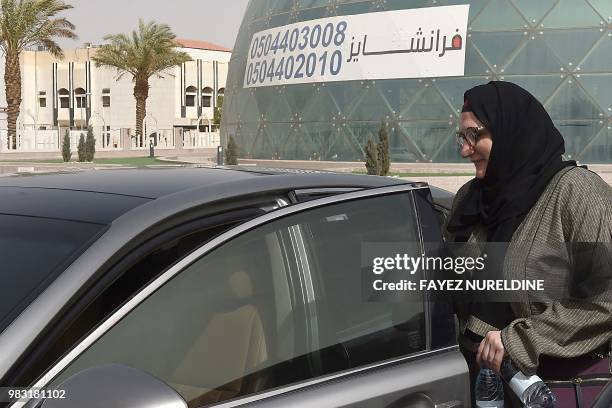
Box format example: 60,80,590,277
176,156,612,193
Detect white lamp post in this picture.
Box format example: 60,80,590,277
142,114,158,148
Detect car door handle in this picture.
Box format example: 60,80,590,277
435,401,463,408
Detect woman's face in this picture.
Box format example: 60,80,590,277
459,111,493,179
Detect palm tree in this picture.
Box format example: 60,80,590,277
92,19,191,142
0,0,77,149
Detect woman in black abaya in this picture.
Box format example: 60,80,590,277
445,81,612,407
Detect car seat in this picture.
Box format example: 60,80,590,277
169,270,268,406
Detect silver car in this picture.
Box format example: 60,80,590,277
0,166,469,408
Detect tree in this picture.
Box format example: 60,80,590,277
364,139,380,175
77,133,86,162
213,94,224,127
225,135,238,165
92,19,191,141
61,128,71,162
85,125,95,161
377,121,390,176
0,0,77,149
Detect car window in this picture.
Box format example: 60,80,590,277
300,192,426,368
52,191,426,407
0,215,105,333
11,211,265,390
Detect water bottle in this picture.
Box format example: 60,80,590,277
475,368,504,407
500,359,556,407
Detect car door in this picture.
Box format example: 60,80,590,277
23,183,468,408
239,185,467,407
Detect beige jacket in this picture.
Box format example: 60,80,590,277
445,166,612,375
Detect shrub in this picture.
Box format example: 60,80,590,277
364,121,391,176
77,133,86,162
85,126,96,162
61,129,71,162
364,139,380,175
225,135,238,165
377,121,390,176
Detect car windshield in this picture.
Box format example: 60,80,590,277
0,214,105,333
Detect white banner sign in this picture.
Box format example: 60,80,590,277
243,5,469,88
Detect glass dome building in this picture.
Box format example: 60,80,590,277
221,0,612,163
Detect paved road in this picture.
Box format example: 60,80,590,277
228,159,612,193
400,172,612,193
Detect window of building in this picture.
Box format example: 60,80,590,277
202,87,213,107
102,88,111,108
75,88,87,109
38,90,47,108
216,88,225,110
186,86,197,107
58,88,69,109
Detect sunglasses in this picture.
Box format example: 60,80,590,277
455,125,487,148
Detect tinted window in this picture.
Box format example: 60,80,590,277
55,217,299,406
301,193,426,367
55,192,425,406
0,215,104,331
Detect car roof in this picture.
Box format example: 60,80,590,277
0,166,404,223
0,166,407,198
0,166,456,221
0,167,264,199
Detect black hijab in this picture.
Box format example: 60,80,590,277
447,81,576,242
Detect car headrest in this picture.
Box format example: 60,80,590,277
228,270,253,300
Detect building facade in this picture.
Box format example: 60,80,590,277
1,39,230,153
222,0,612,163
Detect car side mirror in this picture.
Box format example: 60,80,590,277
41,364,186,408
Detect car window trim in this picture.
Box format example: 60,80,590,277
287,223,320,352
20,182,428,405
209,345,460,408
409,190,432,351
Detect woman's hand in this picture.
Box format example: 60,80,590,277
477,330,505,373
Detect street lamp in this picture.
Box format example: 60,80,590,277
25,109,37,150
88,111,106,148
142,113,158,149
